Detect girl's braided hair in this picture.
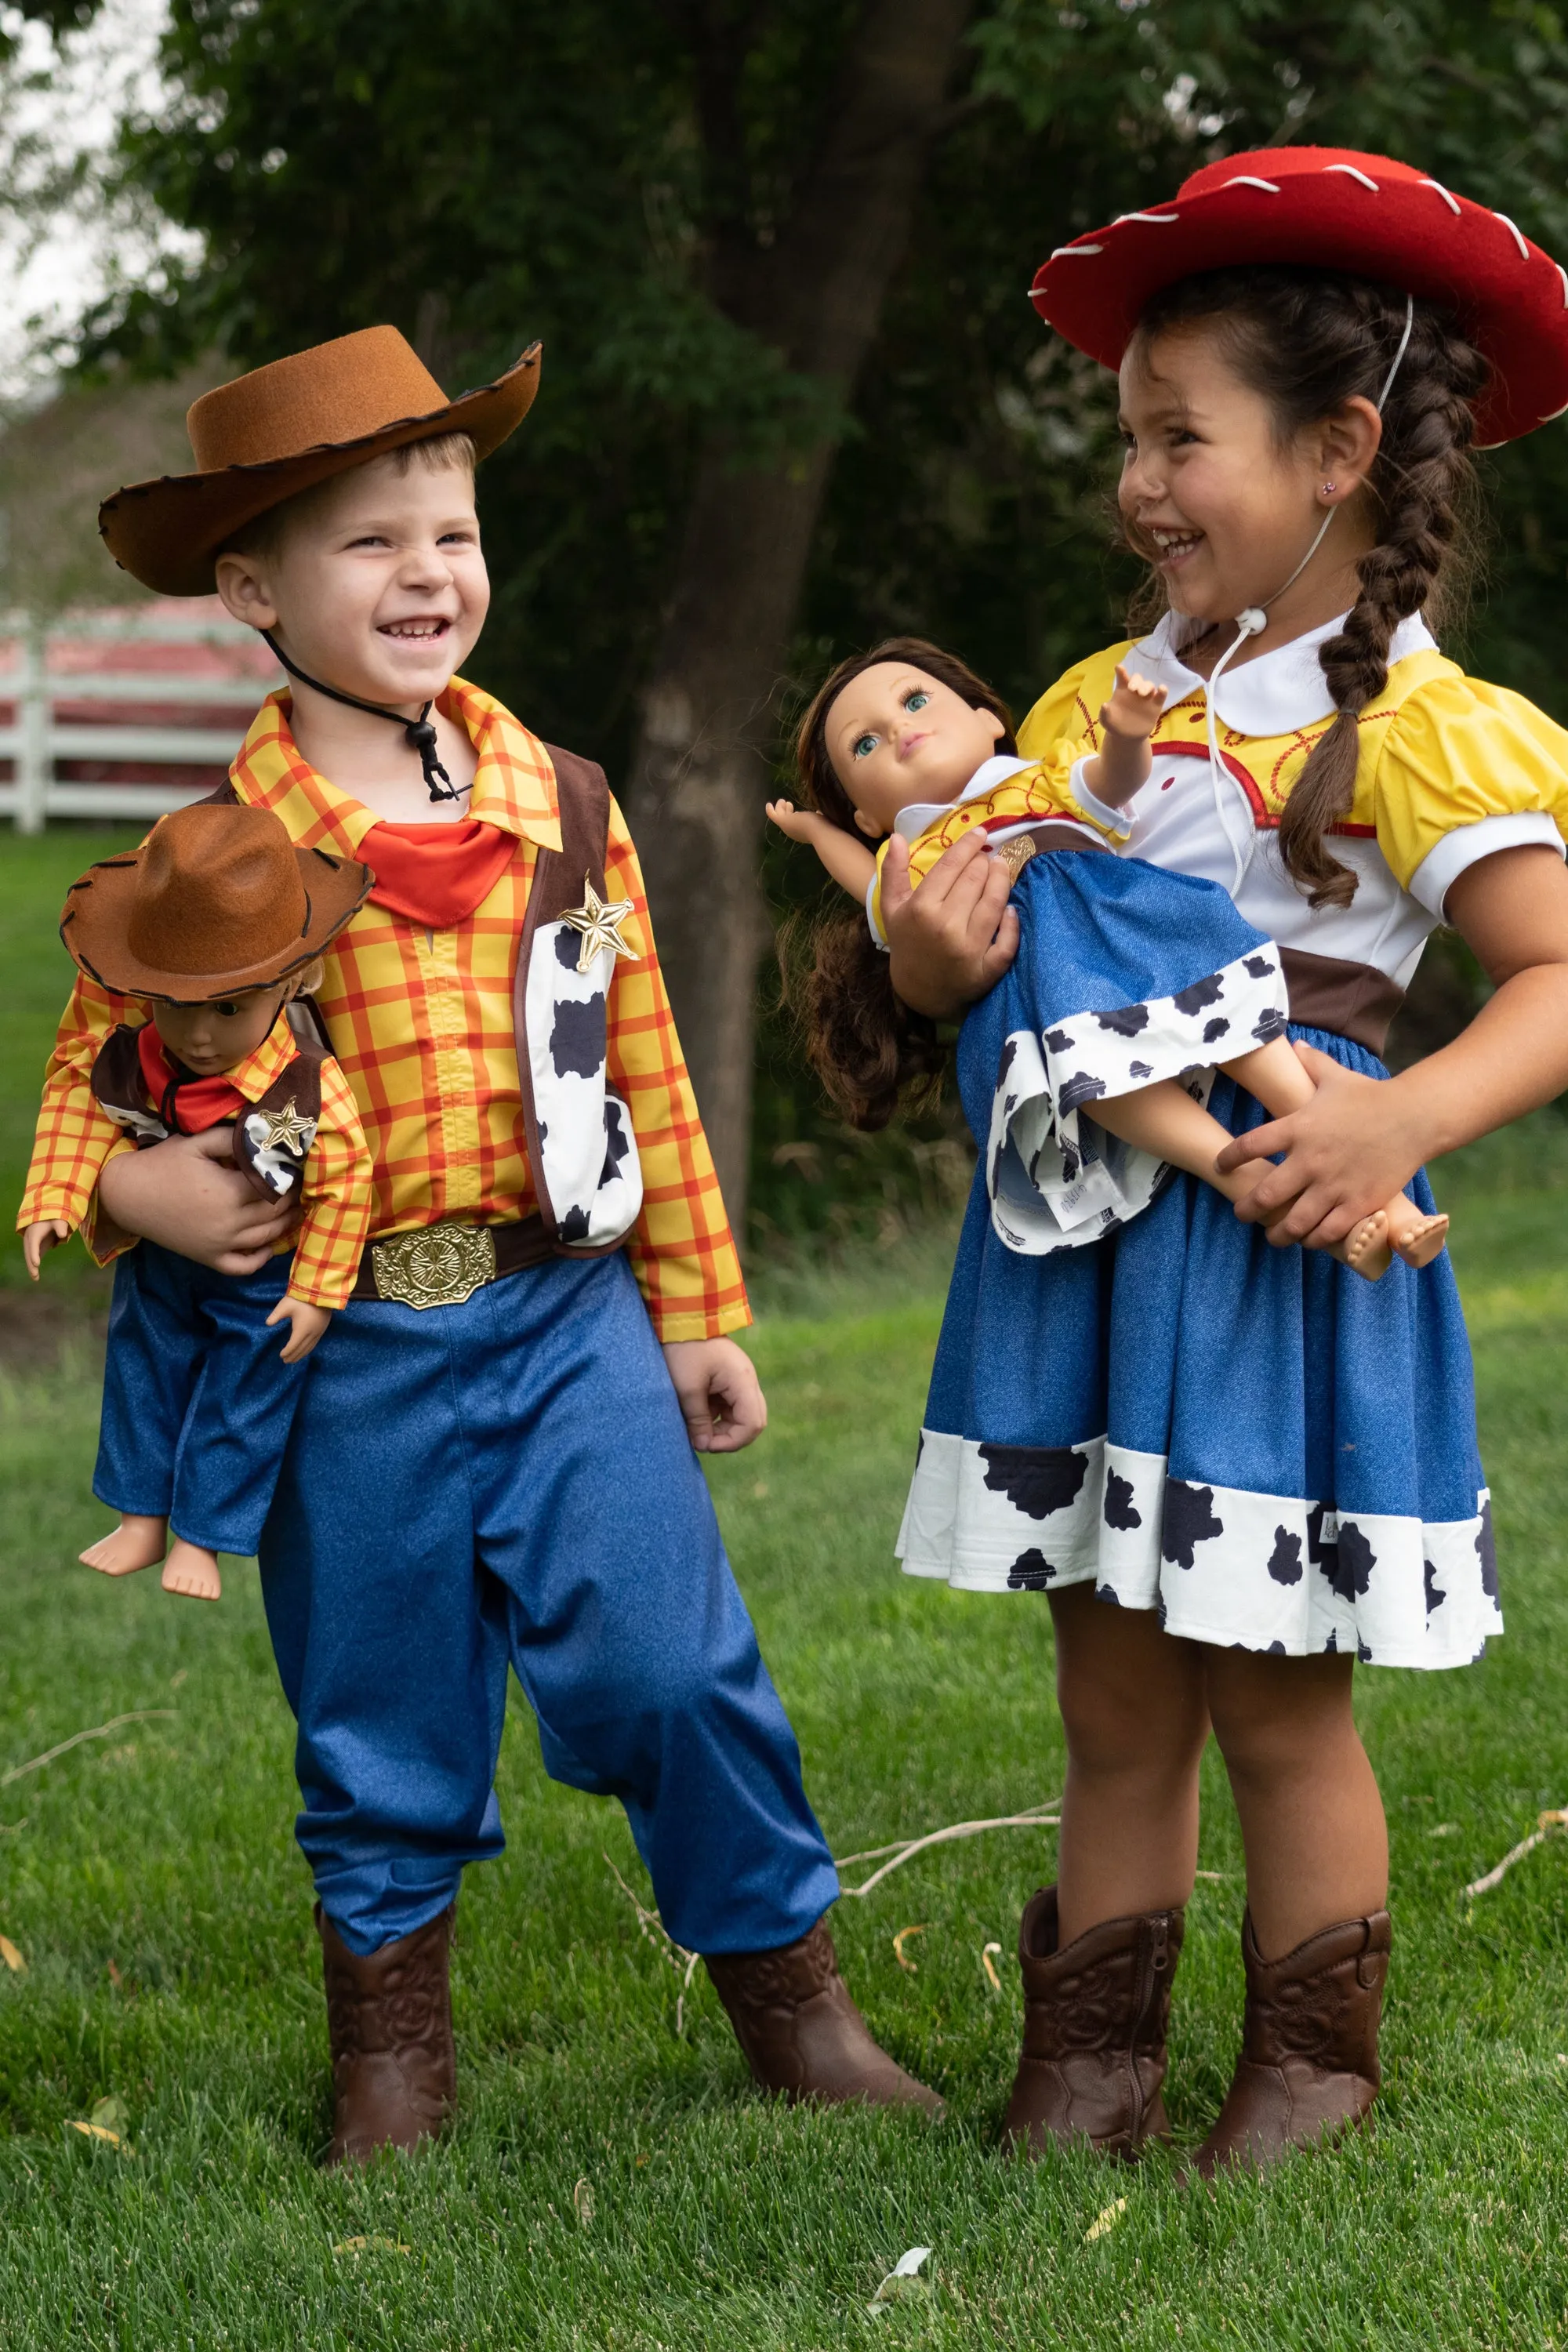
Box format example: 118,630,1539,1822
779,637,1015,1131
1131,267,1490,908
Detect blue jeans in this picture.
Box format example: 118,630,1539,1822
256,1250,840,1955
96,1242,303,1555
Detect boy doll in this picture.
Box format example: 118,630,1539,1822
23,801,373,1601
20,326,936,2162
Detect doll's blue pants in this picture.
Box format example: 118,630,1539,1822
256,1249,840,1958
95,1240,302,1556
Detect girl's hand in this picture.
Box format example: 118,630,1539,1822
662,1337,768,1454
882,830,1019,1019
1214,1045,1428,1247
22,1219,69,1279
1100,663,1167,742
265,1294,333,1364
765,798,825,845
97,1126,299,1275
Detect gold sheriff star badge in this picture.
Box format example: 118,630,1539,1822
560,880,639,975
256,1097,314,1155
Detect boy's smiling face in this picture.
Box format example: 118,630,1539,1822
214,448,490,713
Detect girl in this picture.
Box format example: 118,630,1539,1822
804,147,1568,2174
771,645,1446,1275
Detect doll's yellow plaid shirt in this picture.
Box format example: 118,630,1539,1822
20,680,749,1341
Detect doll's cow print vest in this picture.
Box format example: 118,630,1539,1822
88,1011,324,1203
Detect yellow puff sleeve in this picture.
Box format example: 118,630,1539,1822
1374,669,1568,916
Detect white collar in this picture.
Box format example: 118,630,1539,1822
891,753,1033,842
1134,608,1439,736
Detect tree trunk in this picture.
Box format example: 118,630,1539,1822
625,0,976,1228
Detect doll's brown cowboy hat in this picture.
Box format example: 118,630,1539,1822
98,325,541,597
62,801,372,1003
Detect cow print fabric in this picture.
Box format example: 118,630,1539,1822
524,918,644,1248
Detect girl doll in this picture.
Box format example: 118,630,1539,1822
769,646,1445,1276
788,147,1568,2176
21,802,373,1602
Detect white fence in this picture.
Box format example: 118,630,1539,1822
0,608,281,833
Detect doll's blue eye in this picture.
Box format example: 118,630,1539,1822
851,732,877,760
904,690,930,712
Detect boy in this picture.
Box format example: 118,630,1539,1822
21,327,937,2161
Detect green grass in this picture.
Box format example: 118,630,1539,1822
4,827,1568,2344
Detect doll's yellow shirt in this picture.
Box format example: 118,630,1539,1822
1017,637,1568,906
867,747,1115,942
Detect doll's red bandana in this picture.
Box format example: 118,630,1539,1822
136,1022,246,1132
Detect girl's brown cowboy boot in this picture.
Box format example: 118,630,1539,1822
705,1920,942,2111
1003,1886,1185,2159
1191,1908,1390,2177
317,1902,458,2165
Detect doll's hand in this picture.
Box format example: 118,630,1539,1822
765,797,827,845
1099,664,1167,742
97,1126,299,1274
882,830,1019,1019
1214,1044,1428,1248
662,1336,768,1454
21,1219,69,1279
266,1294,333,1364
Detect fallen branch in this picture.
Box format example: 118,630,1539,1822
1464,1808,1568,1900
0,1711,176,1788
836,1803,1061,1899
603,1853,701,2033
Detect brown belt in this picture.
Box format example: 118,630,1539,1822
350,1214,552,1308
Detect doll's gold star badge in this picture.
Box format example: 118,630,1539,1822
561,880,639,975
256,1098,313,1155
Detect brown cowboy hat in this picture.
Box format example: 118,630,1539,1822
98,325,541,597
62,801,373,1003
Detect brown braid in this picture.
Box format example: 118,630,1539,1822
1131,270,1489,908
779,637,1015,1131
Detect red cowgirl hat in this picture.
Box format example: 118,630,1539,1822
1030,146,1568,448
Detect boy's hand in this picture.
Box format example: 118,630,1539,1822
265,1294,333,1364
662,1337,768,1454
765,797,826,846
22,1219,69,1279
1099,663,1167,742
98,1126,299,1274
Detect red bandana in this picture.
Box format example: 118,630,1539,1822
361,819,520,927
136,1023,246,1133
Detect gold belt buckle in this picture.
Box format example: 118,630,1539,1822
371,1221,497,1309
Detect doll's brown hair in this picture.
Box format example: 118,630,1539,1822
1127,267,1487,909
781,637,1015,1132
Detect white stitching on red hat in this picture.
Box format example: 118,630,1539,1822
1325,164,1380,191
1116,211,1181,224
1494,212,1530,259
1223,175,1279,192
1418,178,1461,215
1049,243,1103,258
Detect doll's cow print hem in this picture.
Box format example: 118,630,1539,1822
896,1428,1501,1669
983,944,1289,1258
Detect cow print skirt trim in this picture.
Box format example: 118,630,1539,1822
896,1431,1501,1668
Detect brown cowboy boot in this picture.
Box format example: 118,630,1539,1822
705,1919,941,2112
1003,1886,1184,2160
317,1902,457,2165
1191,1908,1390,2178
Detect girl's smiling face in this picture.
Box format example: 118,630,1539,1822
826,662,1005,837
1116,323,1380,635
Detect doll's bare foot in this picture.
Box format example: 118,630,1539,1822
81,1514,168,1576
162,1540,222,1602
1386,1208,1449,1270
1340,1210,1392,1283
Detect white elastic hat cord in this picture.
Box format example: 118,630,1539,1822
1204,292,1416,891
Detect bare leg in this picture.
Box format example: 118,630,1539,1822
162,1539,222,1602
1224,1039,1448,1273
1048,1584,1210,1942
1091,1080,1388,1276
1203,1645,1388,1958
81,1513,167,1577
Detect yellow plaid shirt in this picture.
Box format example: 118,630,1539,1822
20,680,749,1341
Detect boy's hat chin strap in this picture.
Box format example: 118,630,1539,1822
261,630,463,804
1202,292,1415,892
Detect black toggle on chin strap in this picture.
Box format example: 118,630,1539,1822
261,630,462,804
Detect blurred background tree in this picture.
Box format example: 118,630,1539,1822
54,0,1568,1238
